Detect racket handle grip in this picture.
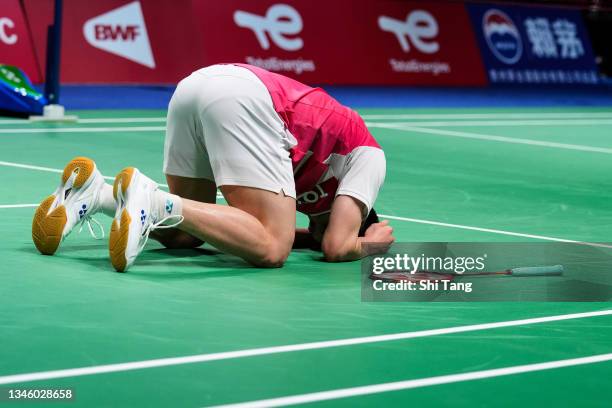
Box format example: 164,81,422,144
509,265,564,276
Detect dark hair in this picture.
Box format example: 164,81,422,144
358,208,379,237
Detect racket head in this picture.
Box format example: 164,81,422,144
370,271,455,283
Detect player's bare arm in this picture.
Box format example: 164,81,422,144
320,196,394,262
293,197,395,261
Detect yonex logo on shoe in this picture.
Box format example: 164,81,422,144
140,209,146,225
78,204,88,219
165,199,173,214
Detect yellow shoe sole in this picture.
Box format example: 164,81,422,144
109,167,135,272
31,157,96,255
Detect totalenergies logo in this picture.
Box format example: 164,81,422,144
234,4,304,51
378,10,440,54
482,9,523,64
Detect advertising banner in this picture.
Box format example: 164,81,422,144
0,0,41,82
193,0,487,85
192,0,350,84
23,0,201,83
467,3,599,84
366,1,486,85
15,1,599,86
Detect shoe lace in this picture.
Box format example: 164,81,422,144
138,214,185,252
78,215,105,240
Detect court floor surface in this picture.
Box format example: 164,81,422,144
0,107,611,406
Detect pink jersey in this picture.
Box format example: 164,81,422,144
235,64,381,215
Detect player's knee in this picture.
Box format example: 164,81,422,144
252,252,289,268
251,243,290,268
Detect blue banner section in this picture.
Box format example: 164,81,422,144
467,3,599,85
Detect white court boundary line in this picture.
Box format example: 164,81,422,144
0,309,610,385
1,112,611,125
370,123,612,155
0,160,166,186
0,117,167,125
209,353,612,408
0,120,611,135
0,160,225,199
378,214,612,249
0,160,63,175
55,117,166,124
0,160,604,244
0,126,165,134
2,119,612,130
360,112,612,120
0,204,37,209
0,203,605,247
366,119,612,127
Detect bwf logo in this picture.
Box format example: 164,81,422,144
94,24,139,41
83,1,155,68
378,10,440,54
234,4,304,51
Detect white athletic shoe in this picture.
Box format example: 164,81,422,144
32,157,107,255
109,167,183,272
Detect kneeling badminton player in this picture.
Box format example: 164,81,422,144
31,64,395,271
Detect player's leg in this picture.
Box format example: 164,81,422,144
109,168,295,270
149,175,216,249
109,65,298,271
150,173,295,263
187,66,297,266
178,185,296,267
173,65,297,266
148,71,218,250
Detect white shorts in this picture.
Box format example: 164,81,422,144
163,64,297,198
163,64,386,214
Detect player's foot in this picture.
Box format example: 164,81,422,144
109,167,183,272
32,157,107,255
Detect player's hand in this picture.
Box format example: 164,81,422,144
362,220,395,255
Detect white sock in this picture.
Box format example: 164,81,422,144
98,183,116,217
154,189,183,220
